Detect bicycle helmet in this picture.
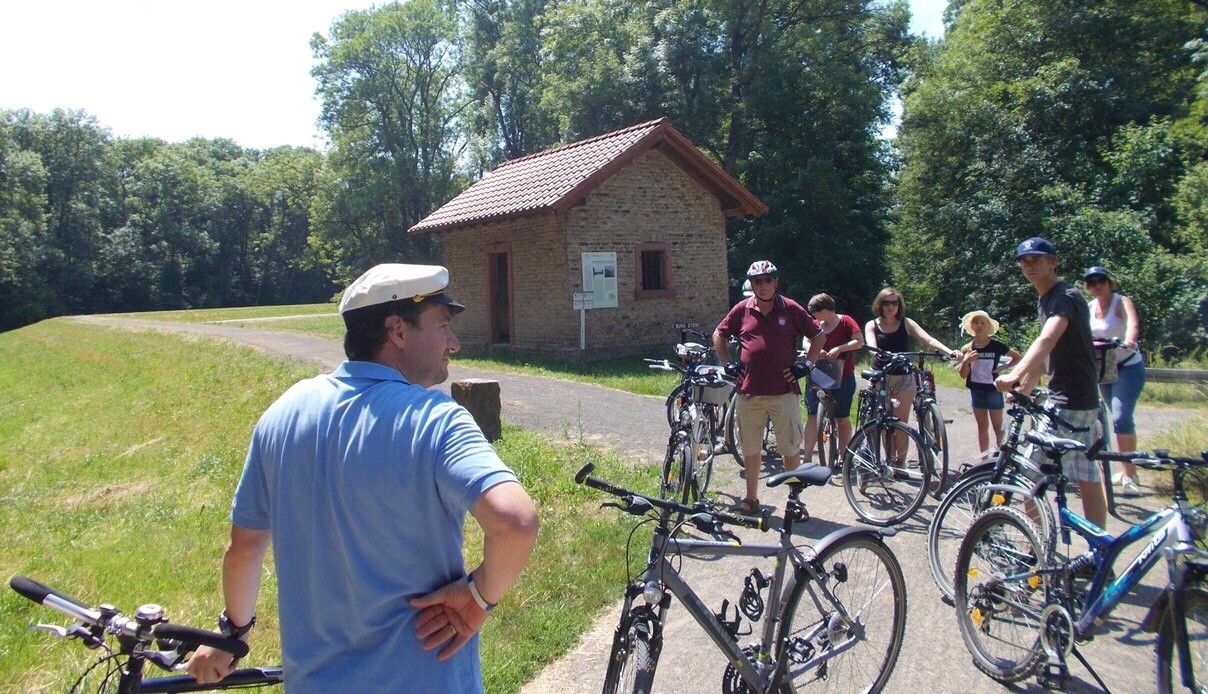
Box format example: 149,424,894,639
741,279,754,297
746,260,777,278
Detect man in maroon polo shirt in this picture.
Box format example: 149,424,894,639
713,261,825,514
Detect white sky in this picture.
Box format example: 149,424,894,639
1,1,947,151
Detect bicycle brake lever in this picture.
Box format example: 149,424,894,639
32,623,73,639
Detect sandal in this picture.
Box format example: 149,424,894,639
735,498,760,515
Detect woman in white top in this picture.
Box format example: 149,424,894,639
1084,265,1146,497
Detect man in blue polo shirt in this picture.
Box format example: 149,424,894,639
713,260,825,514
188,264,539,692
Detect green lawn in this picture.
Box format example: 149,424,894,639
0,319,652,692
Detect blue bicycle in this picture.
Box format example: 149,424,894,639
953,434,1208,691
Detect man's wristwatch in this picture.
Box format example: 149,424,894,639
218,610,256,639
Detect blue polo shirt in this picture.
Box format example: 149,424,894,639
232,361,517,692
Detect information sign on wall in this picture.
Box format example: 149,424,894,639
581,252,618,308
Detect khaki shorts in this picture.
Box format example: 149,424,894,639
734,392,803,459
884,374,914,398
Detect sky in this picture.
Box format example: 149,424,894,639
1,1,948,151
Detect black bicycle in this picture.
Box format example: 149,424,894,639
647,356,731,503
9,576,282,692
841,348,933,526
578,462,906,693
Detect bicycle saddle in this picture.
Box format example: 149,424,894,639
1025,430,1086,452
766,464,831,488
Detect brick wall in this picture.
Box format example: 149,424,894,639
437,148,730,359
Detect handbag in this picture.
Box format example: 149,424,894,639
1093,341,1118,384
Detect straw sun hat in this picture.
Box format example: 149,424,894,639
960,310,1001,336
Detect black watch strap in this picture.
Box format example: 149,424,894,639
218,610,256,639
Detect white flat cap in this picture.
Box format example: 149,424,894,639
338,264,465,322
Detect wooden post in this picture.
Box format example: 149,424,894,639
451,379,502,442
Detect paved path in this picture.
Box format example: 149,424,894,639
76,316,1206,693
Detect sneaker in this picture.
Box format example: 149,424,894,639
1110,471,1125,485
1120,476,1140,498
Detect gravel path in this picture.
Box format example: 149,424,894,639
75,316,1205,693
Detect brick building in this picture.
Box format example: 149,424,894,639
409,118,767,358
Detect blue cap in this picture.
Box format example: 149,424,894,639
1015,237,1057,259
1083,266,1110,280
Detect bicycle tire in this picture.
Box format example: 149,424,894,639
725,402,774,468
1155,585,1208,694
664,382,691,429
692,406,717,498
926,464,1055,602
919,401,949,498
776,535,907,693
841,421,931,526
602,606,661,694
816,399,839,471
659,432,687,500
677,435,695,506
953,506,1048,683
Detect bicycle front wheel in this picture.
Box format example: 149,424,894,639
926,464,1055,602
664,382,691,429
659,433,688,501
603,606,661,694
953,506,1048,683
692,406,717,498
777,535,907,693
841,421,931,526
817,403,839,471
919,401,949,498
1156,584,1208,694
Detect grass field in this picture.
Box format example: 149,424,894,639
0,319,652,692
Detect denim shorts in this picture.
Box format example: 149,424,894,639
969,388,1005,410
805,374,857,419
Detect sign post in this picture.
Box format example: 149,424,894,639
572,292,594,350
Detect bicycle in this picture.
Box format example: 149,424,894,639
952,438,1208,690
575,462,906,693
807,358,843,472
925,388,1071,602
9,575,282,692
908,350,954,497
840,348,933,526
646,356,731,503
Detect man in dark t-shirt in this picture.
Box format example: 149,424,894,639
996,237,1107,528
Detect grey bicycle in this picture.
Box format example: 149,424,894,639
578,462,906,693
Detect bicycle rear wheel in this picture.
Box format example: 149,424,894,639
603,606,661,694
1156,585,1208,694
841,421,930,526
926,464,1055,602
953,506,1048,683
919,401,949,497
777,535,907,693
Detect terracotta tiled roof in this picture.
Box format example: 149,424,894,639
410,118,766,234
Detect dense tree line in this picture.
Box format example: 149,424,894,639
894,0,1208,356
2,0,1205,359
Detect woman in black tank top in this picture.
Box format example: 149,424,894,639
864,287,961,431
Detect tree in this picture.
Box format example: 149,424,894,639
893,0,1207,350
310,0,467,281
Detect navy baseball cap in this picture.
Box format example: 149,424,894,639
1083,266,1110,280
1015,237,1057,259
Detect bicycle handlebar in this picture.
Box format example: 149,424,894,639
574,463,768,531
10,575,250,659
1005,389,1089,433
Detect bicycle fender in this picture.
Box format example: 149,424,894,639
806,525,895,562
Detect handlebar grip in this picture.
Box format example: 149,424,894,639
711,509,768,531
1097,451,1146,463
575,464,636,499
10,576,86,610
154,623,250,659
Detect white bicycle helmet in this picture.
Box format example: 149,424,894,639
746,260,778,278
741,279,754,297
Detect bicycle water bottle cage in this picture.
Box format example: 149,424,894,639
714,598,747,638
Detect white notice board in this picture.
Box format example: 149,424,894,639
581,252,618,308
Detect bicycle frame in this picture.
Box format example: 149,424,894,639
627,517,884,692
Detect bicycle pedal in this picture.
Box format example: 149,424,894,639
1038,659,1069,687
